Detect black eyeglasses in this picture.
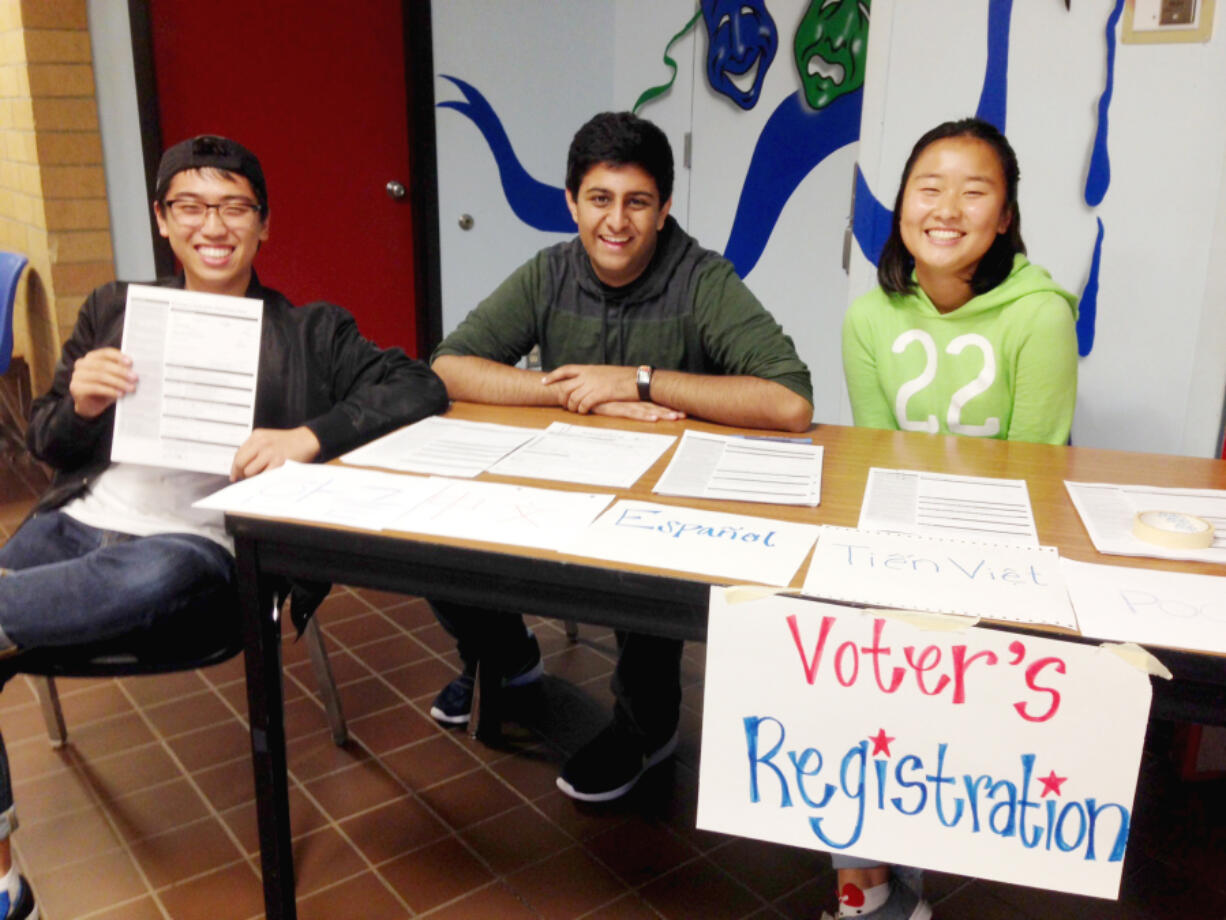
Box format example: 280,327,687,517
165,199,261,226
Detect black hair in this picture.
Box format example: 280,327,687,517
565,112,674,204
154,135,269,219
877,117,1025,296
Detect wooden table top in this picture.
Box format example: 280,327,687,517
429,401,1226,582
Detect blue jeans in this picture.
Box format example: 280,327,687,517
0,511,237,833
0,511,235,650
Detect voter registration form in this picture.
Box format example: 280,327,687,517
111,285,262,475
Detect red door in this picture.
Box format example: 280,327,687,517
148,1,421,355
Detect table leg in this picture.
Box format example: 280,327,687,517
235,536,297,920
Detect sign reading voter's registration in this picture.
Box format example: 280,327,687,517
697,589,1152,899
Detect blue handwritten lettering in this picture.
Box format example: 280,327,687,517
808,741,867,849
738,725,1132,864
743,715,791,807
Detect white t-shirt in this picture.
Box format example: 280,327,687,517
62,463,231,552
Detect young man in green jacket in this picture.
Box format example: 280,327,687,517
428,111,813,803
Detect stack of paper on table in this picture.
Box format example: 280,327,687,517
486,422,675,488
859,468,1039,545
1065,481,1226,563
653,430,823,505
340,416,538,477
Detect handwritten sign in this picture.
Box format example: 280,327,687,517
697,589,1151,899
568,500,819,586
387,478,614,551
195,460,447,530
1062,558,1226,654
803,527,1077,629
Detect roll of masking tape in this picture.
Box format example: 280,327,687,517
1131,510,1215,549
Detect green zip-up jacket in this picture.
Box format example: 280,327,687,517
433,216,813,404
842,255,1078,445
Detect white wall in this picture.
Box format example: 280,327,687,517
851,0,1226,457
87,0,156,282
432,1,615,338
433,0,859,423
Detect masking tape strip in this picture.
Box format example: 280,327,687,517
722,585,802,605
1132,510,1215,549
873,608,981,631
720,587,979,630
1100,641,1173,679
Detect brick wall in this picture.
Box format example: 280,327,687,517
0,0,113,394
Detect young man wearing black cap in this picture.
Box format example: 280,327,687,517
427,111,813,804
0,135,447,917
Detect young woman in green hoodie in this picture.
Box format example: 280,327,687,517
843,118,1078,448
833,120,1079,918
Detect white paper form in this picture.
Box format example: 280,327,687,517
111,284,262,475
486,422,675,488
803,526,1076,628
653,430,823,505
1065,481,1226,564
340,415,538,477
194,461,447,531
1062,558,1226,655
859,468,1039,546
568,499,819,586
387,478,615,551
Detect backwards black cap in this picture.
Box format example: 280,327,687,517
154,135,268,216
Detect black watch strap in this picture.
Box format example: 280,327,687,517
636,365,653,402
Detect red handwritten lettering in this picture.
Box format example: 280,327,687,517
1013,657,1066,722
787,614,837,685
835,641,860,686
903,644,951,696
861,619,906,694
950,646,998,704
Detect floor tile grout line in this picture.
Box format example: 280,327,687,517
412,878,545,918
100,671,265,917
13,734,173,920
69,891,163,920
272,633,644,919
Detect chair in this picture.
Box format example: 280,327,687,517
0,251,29,435
23,602,348,748
0,251,26,377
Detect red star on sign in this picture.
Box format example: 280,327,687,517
869,729,894,757
1039,770,1067,797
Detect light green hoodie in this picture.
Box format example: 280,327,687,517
842,255,1078,445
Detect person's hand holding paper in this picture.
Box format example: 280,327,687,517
69,347,138,419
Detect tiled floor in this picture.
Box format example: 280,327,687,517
1,427,1225,919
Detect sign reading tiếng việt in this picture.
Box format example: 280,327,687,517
697,589,1152,899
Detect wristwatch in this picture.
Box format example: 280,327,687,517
636,364,653,402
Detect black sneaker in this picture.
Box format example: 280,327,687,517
555,722,679,802
429,629,543,725
0,875,38,919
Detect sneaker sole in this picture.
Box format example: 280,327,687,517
555,731,679,803
429,705,471,725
